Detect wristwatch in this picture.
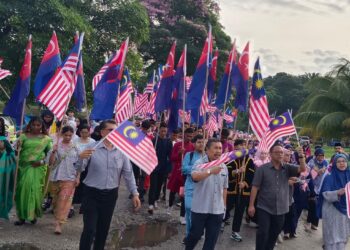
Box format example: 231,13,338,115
207,169,211,175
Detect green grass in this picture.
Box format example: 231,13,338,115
320,145,334,160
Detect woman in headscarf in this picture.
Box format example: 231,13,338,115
14,117,52,225
0,136,16,219
319,154,350,250
253,149,269,168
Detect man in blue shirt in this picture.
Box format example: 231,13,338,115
182,134,205,241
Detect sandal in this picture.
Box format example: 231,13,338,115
30,218,37,225
54,223,62,235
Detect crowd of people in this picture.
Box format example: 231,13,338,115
0,110,350,250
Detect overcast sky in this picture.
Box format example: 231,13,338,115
218,0,350,76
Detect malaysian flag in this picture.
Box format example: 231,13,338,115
134,92,148,116
198,149,249,169
144,74,154,94
37,33,84,121
249,58,270,140
206,113,218,137
106,120,158,174
115,69,134,124
345,182,350,219
146,92,156,116
178,109,191,123
92,51,119,91
258,111,297,152
0,58,12,80
200,88,209,116
185,76,192,91
224,113,234,123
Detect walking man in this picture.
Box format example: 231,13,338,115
78,120,141,250
185,138,228,250
248,143,306,250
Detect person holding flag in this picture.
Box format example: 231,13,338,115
77,119,141,250
248,143,306,250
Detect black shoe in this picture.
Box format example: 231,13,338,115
182,237,186,244
30,218,37,225
68,208,75,218
14,219,25,226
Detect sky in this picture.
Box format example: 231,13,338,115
218,0,350,76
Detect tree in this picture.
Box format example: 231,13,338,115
295,58,350,139
0,0,149,107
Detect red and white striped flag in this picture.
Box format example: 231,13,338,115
0,58,12,80
92,51,119,91
200,88,209,115
106,120,158,174
185,76,192,91
206,113,218,137
115,72,134,124
249,58,270,140
224,113,234,123
146,92,156,116
178,109,191,123
38,33,84,121
198,149,249,169
345,182,350,219
258,112,296,152
134,92,148,116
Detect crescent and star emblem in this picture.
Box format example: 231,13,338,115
239,51,249,65
123,125,139,139
278,115,287,125
46,40,56,56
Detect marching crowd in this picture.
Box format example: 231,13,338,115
0,110,350,250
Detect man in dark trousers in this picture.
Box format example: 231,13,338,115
248,143,306,250
78,120,141,250
148,122,173,214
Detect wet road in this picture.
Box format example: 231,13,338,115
0,182,340,250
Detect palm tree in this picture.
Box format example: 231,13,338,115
295,58,350,139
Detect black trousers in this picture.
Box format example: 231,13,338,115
185,212,223,250
283,203,297,235
232,196,249,232
256,208,285,250
79,186,118,250
307,198,319,226
148,171,166,205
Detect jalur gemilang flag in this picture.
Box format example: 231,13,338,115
37,33,84,121
105,120,158,175
249,58,270,140
73,32,86,112
258,112,297,152
3,36,32,126
33,31,61,98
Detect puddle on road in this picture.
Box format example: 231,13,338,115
112,221,178,249
0,243,40,250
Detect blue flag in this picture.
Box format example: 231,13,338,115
4,38,32,126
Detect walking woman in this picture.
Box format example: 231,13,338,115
48,126,80,234
319,153,350,250
0,136,16,219
15,117,52,225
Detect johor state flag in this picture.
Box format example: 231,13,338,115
215,43,237,109
233,42,249,111
73,32,86,112
34,31,61,98
90,38,129,120
155,42,176,112
4,36,32,126
186,26,212,110
168,47,186,132
208,49,218,103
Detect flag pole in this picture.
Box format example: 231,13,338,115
220,42,235,138
182,45,187,153
203,24,212,140
288,109,300,147
0,85,11,99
